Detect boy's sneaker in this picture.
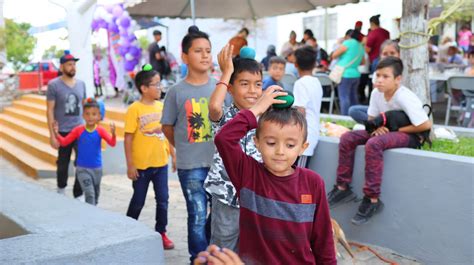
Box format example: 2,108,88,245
57,187,66,195
351,196,384,225
327,185,356,208
160,233,175,250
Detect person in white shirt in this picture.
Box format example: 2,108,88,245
327,56,432,225
292,46,323,168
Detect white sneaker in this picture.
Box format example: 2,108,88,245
76,195,85,202
57,187,66,195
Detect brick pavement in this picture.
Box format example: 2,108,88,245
1,157,420,265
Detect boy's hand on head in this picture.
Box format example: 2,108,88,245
127,165,139,181
250,85,286,117
218,44,234,77
371,126,389,137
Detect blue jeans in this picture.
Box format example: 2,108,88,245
348,105,369,124
338,77,360,115
126,166,169,233
178,167,210,262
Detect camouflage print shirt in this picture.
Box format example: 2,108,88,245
204,104,261,208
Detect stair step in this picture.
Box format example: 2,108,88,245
12,101,46,116
21,94,47,105
0,125,57,165
0,139,55,178
0,114,50,144
2,107,47,128
105,106,126,121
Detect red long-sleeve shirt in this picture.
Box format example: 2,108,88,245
215,110,336,265
56,125,116,168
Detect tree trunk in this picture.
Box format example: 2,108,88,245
400,0,431,106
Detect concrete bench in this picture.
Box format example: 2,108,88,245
309,136,473,265
0,176,164,264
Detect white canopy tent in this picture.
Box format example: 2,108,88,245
127,0,359,23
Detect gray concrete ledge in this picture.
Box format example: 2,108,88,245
309,136,474,265
0,175,165,264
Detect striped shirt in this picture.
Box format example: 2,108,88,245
215,110,336,265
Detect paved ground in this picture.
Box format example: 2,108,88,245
1,157,421,265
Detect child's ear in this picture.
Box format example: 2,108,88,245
181,52,188,65
253,136,260,150
299,141,309,155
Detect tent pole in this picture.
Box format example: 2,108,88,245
191,0,196,25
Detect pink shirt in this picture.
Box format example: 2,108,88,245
458,30,472,47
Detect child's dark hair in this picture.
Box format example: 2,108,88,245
269,56,286,67
229,57,262,84
134,66,159,94
256,107,308,142
83,98,100,110
370,14,381,26
295,46,316,71
181,26,210,54
376,56,403,77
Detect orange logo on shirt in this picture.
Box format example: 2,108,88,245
301,194,312,204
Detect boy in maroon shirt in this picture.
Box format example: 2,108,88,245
214,86,336,265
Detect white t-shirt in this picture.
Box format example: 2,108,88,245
367,85,429,126
293,75,323,156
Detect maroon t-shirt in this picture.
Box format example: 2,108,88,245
366,27,390,62
215,110,336,265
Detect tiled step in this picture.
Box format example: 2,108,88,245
0,114,50,144
105,106,126,121
0,139,55,178
0,125,57,165
12,101,46,116
2,107,48,128
21,94,48,105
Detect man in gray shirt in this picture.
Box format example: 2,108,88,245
46,51,86,197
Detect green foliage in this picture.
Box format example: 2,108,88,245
422,137,474,157
320,118,357,130
429,0,474,25
5,19,36,70
138,35,149,51
42,45,64,60
0,26,5,51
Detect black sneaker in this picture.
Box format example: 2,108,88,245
351,196,384,225
327,185,357,209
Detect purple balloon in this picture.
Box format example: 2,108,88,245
120,17,131,28
105,5,114,13
119,46,129,56
124,60,135,71
129,46,140,57
108,23,119,33
91,20,99,31
112,5,123,17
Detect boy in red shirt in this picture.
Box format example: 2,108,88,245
214,86,336,265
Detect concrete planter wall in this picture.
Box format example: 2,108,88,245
309,136,473,265
0,176,165,264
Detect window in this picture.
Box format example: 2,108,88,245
303,13,338,41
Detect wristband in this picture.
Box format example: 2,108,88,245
216,81,230,89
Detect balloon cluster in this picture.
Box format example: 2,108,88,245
91,4,141,71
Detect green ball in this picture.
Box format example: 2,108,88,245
272,90,294,109
142,64,153,71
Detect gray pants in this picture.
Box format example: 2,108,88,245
76,167,103,205
210,196,240,252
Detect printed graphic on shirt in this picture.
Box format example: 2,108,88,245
184,97,213,143
138,112,165,139
301,194,312,204
64,93,80,116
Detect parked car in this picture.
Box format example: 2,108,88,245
18,61,59,90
